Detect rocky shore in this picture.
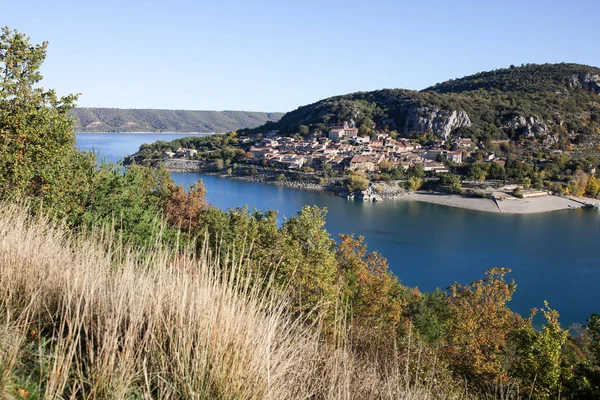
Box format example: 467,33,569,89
160,159,206,172
161,158,342,191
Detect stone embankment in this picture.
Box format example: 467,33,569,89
339,181,408,201
160,159,205,172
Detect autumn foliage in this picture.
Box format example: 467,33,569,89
337,234,408,354
445,268,525,382
164,181,208,232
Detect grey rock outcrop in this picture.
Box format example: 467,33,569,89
569,72,600,93
404,107,471,139
503,115,549,138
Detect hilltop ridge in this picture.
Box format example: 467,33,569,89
69,108,284,133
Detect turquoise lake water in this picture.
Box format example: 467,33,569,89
76,133,600,326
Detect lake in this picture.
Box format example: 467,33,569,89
76,133,600,326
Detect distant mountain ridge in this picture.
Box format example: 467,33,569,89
70,108,284,133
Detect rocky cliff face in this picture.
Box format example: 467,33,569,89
569,72,600,93
502,115,549,138
404,107,471,139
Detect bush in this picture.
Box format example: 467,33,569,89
512,188,524,198
406,176,423,192
345,171,370,192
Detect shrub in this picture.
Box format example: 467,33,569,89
345,171,370,192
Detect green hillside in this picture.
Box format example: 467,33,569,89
426,63,600,93
69,108,284,133
242,63,600,153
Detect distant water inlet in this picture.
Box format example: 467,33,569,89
77,133,600,326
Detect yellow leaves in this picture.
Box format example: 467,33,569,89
336,234,409,352
585,175,600,197
567,169,590,197
28,329,37,340
407,176,423,191
445,268,523,380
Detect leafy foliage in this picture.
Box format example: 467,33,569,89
337,234,408,354
0,27,95,216
445,268,524,382
76,164,179,248
510,303,570,399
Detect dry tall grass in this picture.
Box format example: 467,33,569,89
0,204,457,399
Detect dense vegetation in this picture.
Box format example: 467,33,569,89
69,107,284,132
1,27,600,399
426,63,600,93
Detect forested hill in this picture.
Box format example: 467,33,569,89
425,63,600,94
242,63,600,154
69,108,284,133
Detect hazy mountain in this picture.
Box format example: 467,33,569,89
70,108,284,133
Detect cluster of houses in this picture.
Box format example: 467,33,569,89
161,121,486,174
244,121,469,173
164,147,198,158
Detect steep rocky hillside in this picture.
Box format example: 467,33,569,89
70,108,284,133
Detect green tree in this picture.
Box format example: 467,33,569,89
77,164,176,248
358,123,371,136
0,27,94,216
588,314,600,364
510,303,570,399
279,206,338,315
409,288,451,344
439,173,462,194
487,162,506,180
379,159,394,172
320,162,333,173
298,124,309,135
468,164,487,182
407,164,426,179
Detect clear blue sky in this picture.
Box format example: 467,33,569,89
5,0,600,112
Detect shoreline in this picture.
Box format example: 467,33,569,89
159,159,595,215
398,192,587,214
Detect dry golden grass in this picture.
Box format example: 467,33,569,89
0,204,458,399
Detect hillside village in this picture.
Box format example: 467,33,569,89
164,121,494,175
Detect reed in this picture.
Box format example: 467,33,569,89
0,204,459,399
